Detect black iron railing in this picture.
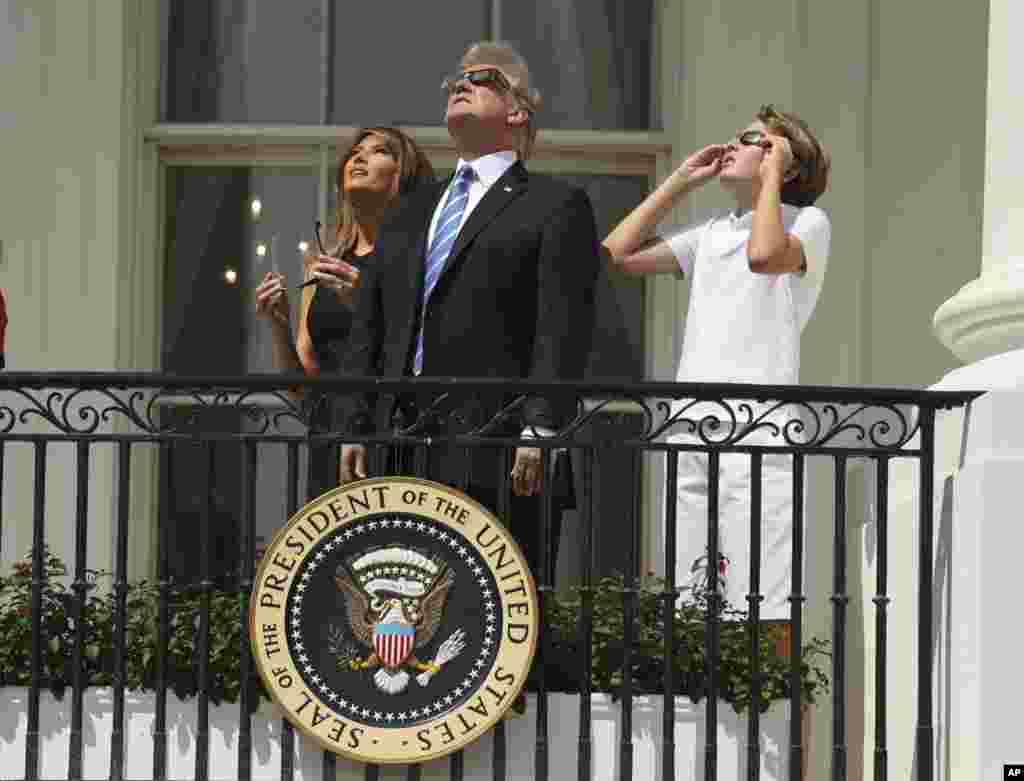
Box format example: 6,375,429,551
0,373,979,781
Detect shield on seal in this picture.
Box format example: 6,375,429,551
373,622,416,668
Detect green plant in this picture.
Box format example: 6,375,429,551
0,551,828,715
0,548,77,688
0,548,266,706
544,573,830,714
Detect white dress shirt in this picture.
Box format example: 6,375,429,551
426,150,519,247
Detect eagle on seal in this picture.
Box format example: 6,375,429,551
334,547,456,695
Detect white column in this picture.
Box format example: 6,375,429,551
932,0,1024,366
927,5,1024,778
943,392,1024,779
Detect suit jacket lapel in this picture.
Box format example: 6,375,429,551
437,162,528,282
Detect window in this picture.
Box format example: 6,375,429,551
501,1,657,130
163,2,325,123
161,1,655,130
162,166,319,374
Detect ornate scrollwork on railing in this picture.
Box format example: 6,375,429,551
7,387,109,434
812,402,918,448
0,385,318,436
0,380,926,451
658,397,918,449
363,391,922,452
391,392,456,436
624,396,916,450
383,393,919,452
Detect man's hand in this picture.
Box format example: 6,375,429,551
759,134,795,185
339,444,367,484
678,144,727,188
511,447,544,497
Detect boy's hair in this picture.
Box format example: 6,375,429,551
757,105,830,206
460,41,543,160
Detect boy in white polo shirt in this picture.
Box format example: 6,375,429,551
602,105,831,622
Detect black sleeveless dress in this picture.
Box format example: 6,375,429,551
304,248,374,496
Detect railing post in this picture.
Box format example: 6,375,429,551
704,450,721,781
154,441,173,781
110,442,132,781
25,441,46,781
747,452,764,781
618,446,641,781
536,451,551,781
916,406,936,781
873,456,891,781
238,440,257,781
282,441,300,781
578,447,596,781
831,456,849,781
788,453,806,781
68,440,91,781
195,442,214,781
661,451,678,781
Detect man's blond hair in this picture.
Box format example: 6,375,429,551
460,41,542,160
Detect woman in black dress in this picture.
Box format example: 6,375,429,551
254,127,434,495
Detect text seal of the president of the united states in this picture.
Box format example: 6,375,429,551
250,477,538,764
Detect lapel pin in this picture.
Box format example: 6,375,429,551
504,185,513,192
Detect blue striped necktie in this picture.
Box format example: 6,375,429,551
413,165,474,374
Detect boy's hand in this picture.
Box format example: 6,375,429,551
759,134,795,184
678,144,727,187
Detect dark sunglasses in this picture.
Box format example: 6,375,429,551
441,67,511,95
738,130,770,147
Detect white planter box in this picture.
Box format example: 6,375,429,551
0,689,790,780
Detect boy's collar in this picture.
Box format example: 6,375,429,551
728,202,798,224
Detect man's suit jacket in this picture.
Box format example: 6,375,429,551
336,160,600,439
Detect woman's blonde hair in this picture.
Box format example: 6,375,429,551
332,127,434,254
756,105,831,207
460,41,543,160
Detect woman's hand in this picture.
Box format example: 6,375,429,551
255,272,290,328
303,252,361,305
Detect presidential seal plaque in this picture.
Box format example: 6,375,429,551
250,477,538,764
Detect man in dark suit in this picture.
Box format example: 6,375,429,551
335,41,600,577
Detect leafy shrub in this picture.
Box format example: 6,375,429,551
0,547,264,706
544,574,830,713
0,551,828,713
